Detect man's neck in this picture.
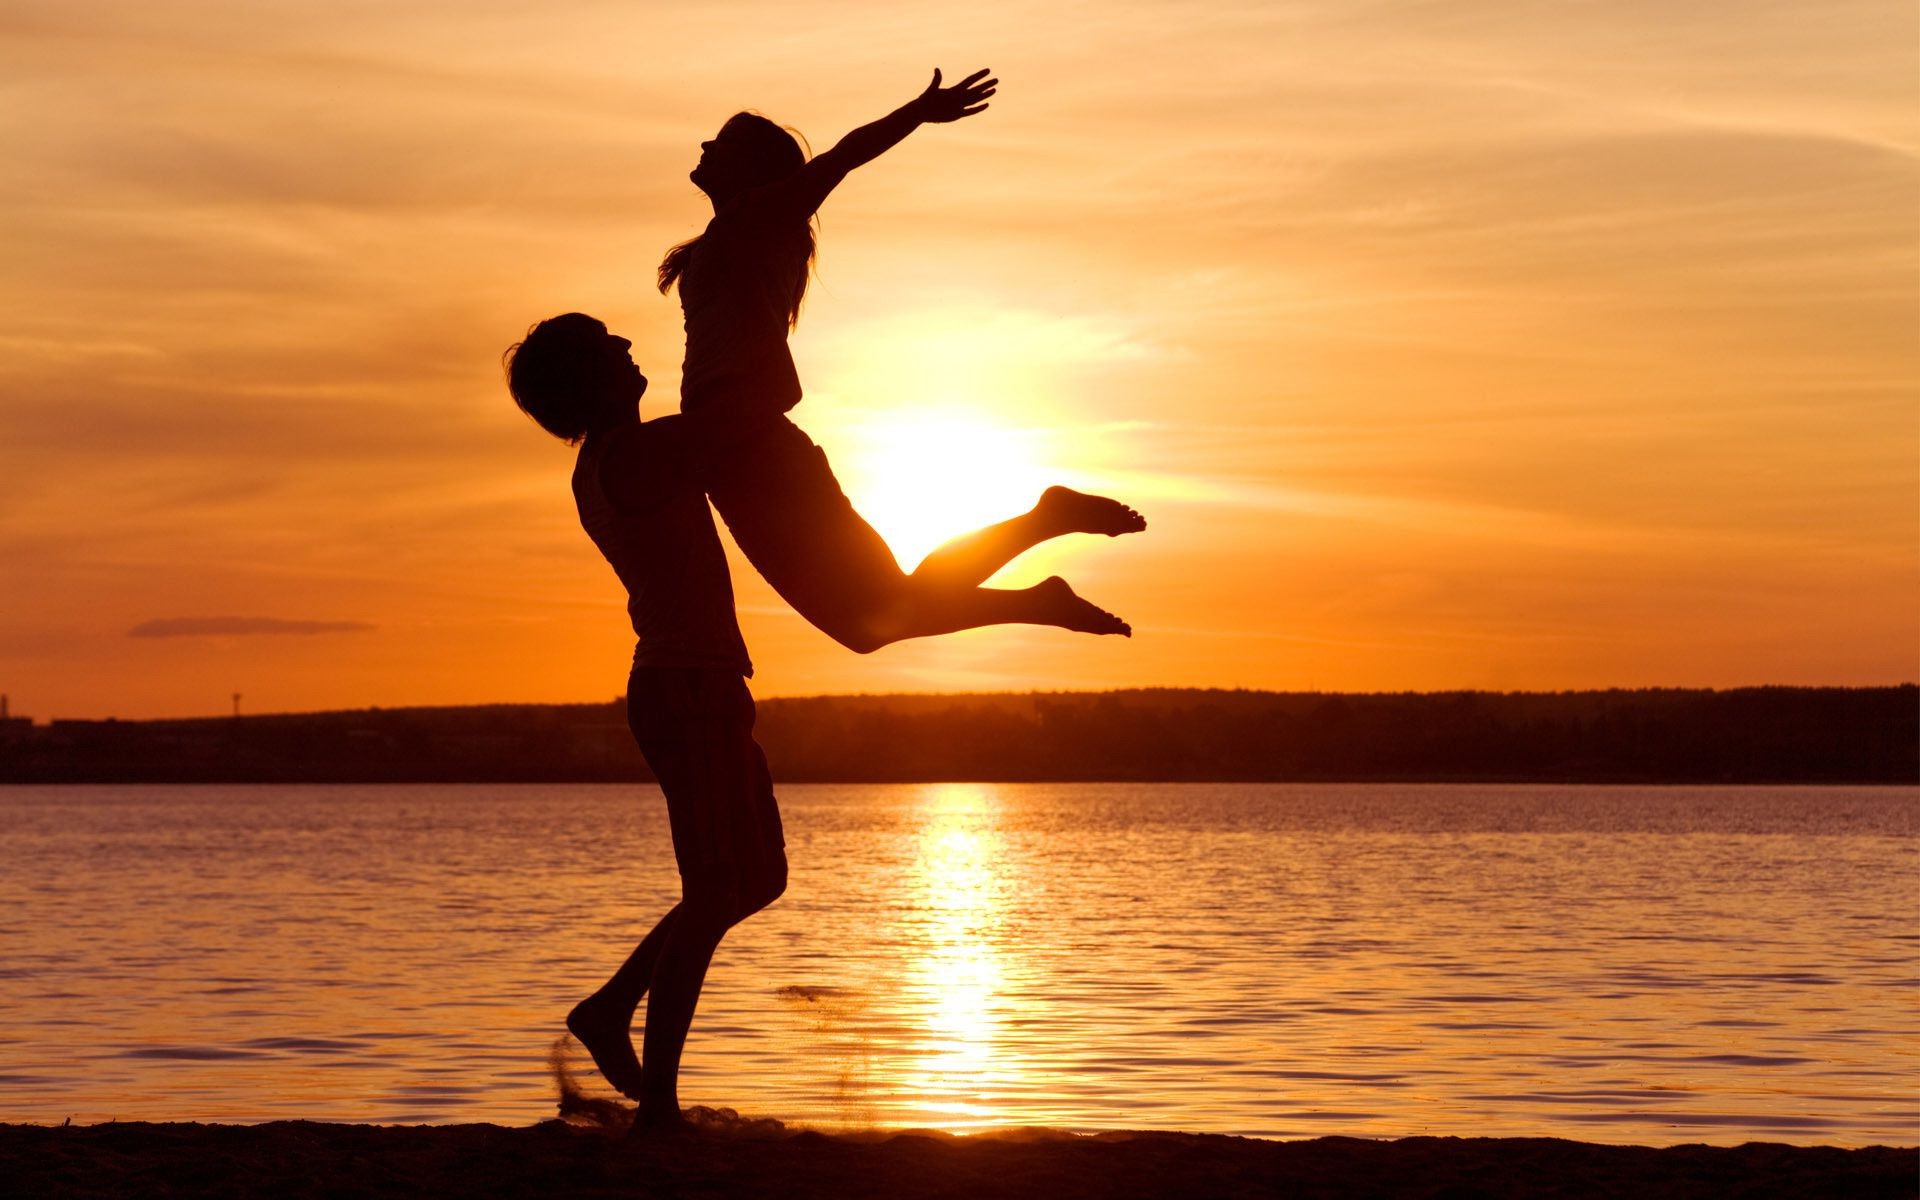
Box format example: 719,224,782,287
586,405,641,440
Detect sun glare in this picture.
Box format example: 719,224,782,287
827,410,1057,570
802,306,1136,571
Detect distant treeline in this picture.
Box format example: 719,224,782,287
2,686,1913,784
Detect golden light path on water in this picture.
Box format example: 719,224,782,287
900,784,1015,1128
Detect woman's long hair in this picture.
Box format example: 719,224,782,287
658,112,817,327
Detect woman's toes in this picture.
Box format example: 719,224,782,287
1040,486,1147,537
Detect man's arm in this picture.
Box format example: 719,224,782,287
766,68,997,218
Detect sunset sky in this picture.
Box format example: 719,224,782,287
3,0,1915,719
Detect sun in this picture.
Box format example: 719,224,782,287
826,409,1056,571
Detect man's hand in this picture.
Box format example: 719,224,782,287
911,68,997,123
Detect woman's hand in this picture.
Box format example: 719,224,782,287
912,68,997,123
788,67,999,208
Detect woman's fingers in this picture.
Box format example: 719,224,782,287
922,66,996,118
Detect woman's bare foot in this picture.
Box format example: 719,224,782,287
1036,486,1147,538
566,993,645,1101
1033,576,1131,636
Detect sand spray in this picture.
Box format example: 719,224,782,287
549,979,882,1133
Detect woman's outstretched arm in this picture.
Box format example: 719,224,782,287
773,68,998,216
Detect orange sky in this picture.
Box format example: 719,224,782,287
2,1,1915,719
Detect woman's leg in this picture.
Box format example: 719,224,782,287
910,486,1147,590
711,438,1142,652
842,485,1146,649
770,489,1140,651
860,574,1132,650
802,563,1137,654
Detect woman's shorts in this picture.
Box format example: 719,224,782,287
626,666,786,912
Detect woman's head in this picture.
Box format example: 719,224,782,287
503,313,645,444
664,112,818,325
690,112,807,201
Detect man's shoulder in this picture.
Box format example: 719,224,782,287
602,414,685,454
587,418,696,516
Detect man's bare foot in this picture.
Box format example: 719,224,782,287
1037,486,1147,538
1033,576,1131,636
566,993,645,1101
629,1102,691,1138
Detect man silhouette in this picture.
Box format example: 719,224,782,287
506,312,786,1133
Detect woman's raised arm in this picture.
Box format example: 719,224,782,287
772,68,997,216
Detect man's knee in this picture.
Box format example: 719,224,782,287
678,881,732,922
685,860,785,929
737,854,788,920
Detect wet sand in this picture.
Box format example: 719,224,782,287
3,1117,1909,1199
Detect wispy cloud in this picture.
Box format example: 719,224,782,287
129,616,374,638
0,0,1910,715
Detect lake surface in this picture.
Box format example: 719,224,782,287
1,783,1914,1145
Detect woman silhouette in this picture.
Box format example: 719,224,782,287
659,68,1145,652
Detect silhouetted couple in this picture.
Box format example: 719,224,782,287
506,69,1143,1133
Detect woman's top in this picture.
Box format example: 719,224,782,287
677,190,811,415
573,421,753,676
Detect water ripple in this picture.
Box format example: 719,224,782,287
1,781,1913,1145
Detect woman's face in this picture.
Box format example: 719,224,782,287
691,117,789,198
691,119,750,195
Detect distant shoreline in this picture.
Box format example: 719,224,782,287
2,1120,1910,1199
3,686,1914,786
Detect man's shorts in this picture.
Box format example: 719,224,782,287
626,666,786,912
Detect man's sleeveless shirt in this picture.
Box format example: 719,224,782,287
573,431,752,676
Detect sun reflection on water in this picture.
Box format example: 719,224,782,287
5,785,1911,1143
901,784,1019,1129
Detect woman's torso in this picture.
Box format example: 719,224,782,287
678,198,810,414
673,193,904,625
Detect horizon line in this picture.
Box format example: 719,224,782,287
11,681,1916,726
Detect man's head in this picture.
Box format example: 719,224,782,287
503,313,646,444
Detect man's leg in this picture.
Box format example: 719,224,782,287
633,895,729,1127
567,905,680,1101
627,669,788,1131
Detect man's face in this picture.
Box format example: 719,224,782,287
598,328,647,403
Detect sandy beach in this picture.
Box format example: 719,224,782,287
4,1116,1910,1199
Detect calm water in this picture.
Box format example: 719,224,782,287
1,783,1914,1145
